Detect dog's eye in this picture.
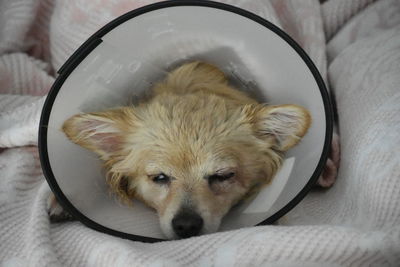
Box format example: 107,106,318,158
152,173,170,184
208,172,235,184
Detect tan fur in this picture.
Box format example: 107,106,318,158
62,61,311,238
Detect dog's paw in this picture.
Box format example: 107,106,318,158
47,193,74,222
316,132,340,188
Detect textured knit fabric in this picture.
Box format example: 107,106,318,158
1,0,399,266
321,0,377,40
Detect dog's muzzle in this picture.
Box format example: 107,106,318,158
172,210,204,238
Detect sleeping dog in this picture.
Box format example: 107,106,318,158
48,61,311,239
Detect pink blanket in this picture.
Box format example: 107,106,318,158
1,0,399,266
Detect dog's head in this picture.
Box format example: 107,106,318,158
63,62,311,239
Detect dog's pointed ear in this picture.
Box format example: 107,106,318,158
156,61,227,93
62,108,134,159
246,104,311,151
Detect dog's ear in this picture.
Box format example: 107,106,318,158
246,104,311,151
62,108,134,159
156,61,227,93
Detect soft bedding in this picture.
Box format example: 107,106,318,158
1,0,399,266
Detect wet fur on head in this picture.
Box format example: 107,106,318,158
62,61,311,238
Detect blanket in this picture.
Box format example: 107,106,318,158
1,0,399,266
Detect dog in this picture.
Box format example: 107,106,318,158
48,61,311,239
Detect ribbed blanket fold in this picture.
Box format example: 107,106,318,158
1,0,399,266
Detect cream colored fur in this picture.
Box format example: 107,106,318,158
61,61,311,239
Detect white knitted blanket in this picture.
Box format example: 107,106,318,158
1,0,400,266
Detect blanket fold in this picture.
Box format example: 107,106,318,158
1,0,399,266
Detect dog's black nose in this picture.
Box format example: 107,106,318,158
172,211,203,238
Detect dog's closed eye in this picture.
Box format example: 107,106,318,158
207,172,235,184
207,171,236,194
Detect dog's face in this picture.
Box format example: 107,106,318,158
63,62,311,239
